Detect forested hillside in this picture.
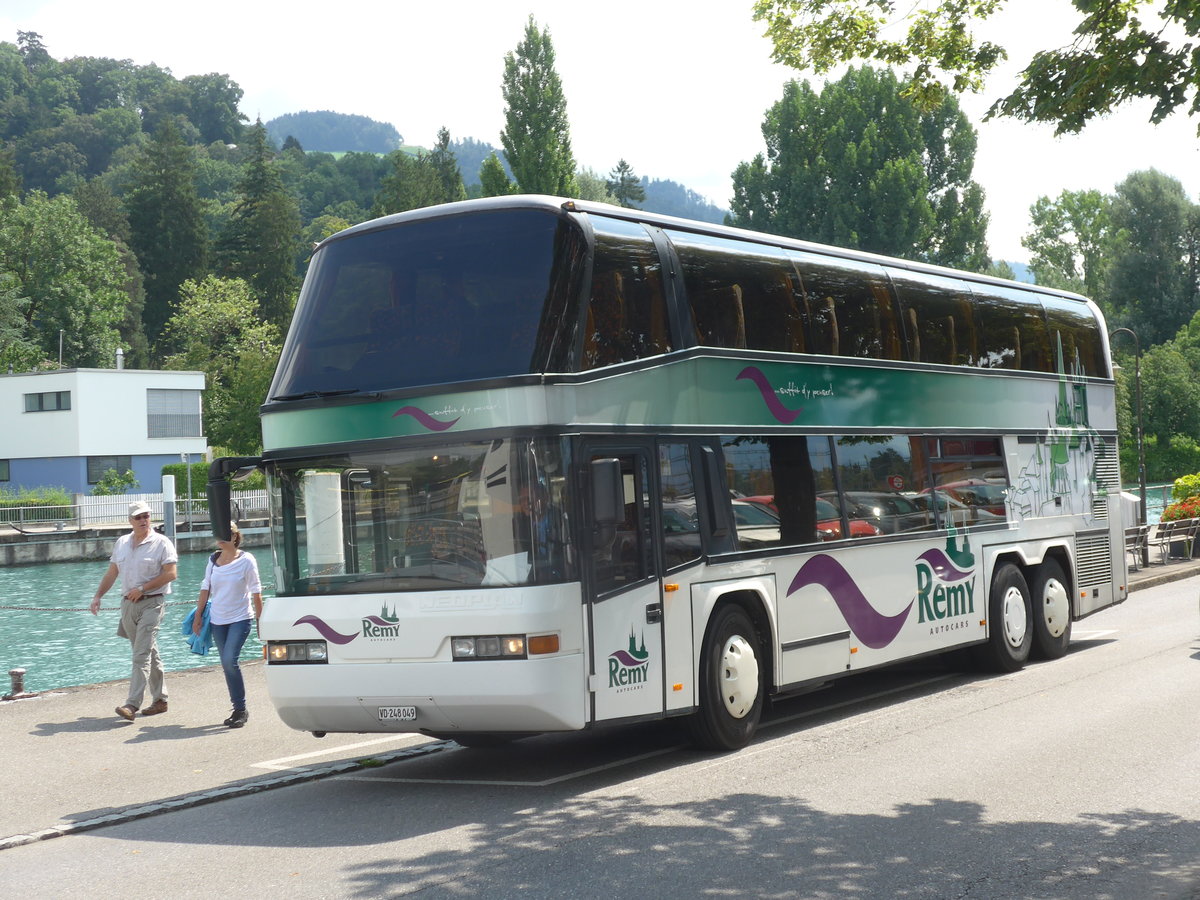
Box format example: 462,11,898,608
0,31,731,455
264,111,402,153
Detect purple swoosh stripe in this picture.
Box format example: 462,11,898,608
610,650,649,667
736,366,803,424
293,615,358,645
364,615,399,627
787,555,912,650
916,549,972,582
392,405,460,432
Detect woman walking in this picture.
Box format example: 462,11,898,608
193,523,262,727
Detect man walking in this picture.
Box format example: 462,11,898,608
90,501,178,721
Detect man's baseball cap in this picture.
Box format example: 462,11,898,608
128,500,152,518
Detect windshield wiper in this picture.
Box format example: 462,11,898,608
270,389,362,402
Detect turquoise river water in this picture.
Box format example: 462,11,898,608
0,547,273,694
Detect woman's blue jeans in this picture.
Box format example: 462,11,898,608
211,618,253,711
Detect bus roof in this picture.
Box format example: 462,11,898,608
320,194,1095,308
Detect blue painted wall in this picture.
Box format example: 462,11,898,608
3,455,183,496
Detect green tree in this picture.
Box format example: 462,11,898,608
216,121,301,334
575,168,618,203
371,150,445,217
0,271,40,371
162,276,281,453
91,468,139,496
0,191,126,367
729,67,989,269
180,73,246,144
1140,342,1200,446
1022,189,1116,299
429,127,467,204
753,0,1200,134
499,17,578,196
0,141,19,198
607,159,645,208
479,152,515,197
73,178,150,367
1107,169,1198,345
124,118,208,351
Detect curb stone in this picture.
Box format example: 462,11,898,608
0,740,451,852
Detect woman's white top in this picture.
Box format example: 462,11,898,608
201,550,262,625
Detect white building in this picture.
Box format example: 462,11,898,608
0,368,206,495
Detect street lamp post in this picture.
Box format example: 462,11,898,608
1110,328,1147,562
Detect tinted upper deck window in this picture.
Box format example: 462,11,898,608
271,209,580,397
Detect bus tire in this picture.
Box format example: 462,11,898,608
1030,558,1072,660
686,603,763,751
972,562,1032,673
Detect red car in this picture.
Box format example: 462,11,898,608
742,495,881,540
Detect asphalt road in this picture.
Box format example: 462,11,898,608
4,576,1200,899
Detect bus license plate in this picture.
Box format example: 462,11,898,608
378,706,417,722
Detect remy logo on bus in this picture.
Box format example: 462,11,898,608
362,603,401,639
915,531,977,633
609,628,651,691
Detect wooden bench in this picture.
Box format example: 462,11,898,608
1149,518,1200,564
1125,523,1149,570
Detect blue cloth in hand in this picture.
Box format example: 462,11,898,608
181,605,213,655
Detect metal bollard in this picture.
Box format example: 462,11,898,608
3,667,37,701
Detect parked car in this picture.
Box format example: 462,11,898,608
922,479,1008,516
743,494,881,540
730,499,782,547
831,491,931,534
908,490,1005,526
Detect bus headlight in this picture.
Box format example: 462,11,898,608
452,634,550,660
267,641,329,663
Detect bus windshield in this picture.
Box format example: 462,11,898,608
267,437,574,594
270,208,583,397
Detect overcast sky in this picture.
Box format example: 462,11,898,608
4,0,1198,262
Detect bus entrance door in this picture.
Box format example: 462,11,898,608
585,447,666,724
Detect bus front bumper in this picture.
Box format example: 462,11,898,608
265,653,588,735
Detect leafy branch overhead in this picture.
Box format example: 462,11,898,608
753,0,1200,134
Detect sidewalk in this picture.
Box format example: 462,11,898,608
0,660,442,850
1,555,1196,852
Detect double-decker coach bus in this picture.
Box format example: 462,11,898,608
208,195,1126,751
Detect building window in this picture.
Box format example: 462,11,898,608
147,389,202,438
88,456,132,484
0,460,8,482
24,391,71,412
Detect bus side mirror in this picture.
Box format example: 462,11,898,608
207,456,263,541
591,458,624,526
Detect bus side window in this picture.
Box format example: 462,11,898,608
693,283,747,349
582,218,672,371
791,253,899,361
583,270,632,368
888,269,976,365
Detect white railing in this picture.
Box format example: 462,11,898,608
0,491,269,530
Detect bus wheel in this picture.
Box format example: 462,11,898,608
972,563,1032,673
686,604,763,751
1030,558,1072,660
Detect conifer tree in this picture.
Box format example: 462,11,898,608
216,120,301,334
607,160,645,209
429,127,467,204
500,17,578,196
371,151,445,217
479,153,515,197
124,119,207,352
